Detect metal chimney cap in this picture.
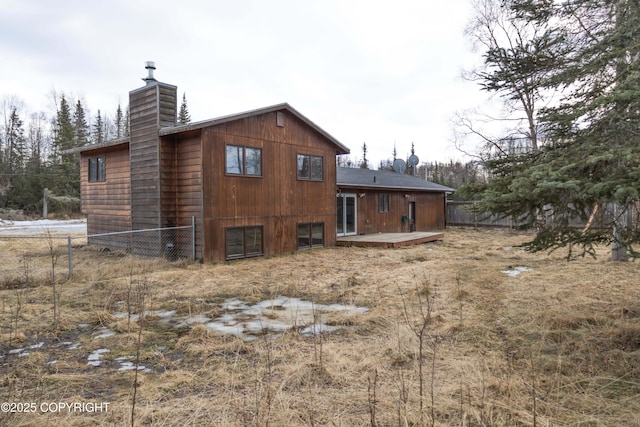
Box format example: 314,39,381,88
143,61,157,85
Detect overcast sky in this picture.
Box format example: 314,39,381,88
1,0,487,166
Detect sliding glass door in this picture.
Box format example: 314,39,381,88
337,194,356,236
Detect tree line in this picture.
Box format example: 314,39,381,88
337,142,487,194
0,93,191,216
0,94,127,215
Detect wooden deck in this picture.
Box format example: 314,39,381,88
336,232,444,248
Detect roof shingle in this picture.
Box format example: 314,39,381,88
337,167,454,192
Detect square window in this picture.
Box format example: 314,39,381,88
226,144,262,176
297,154,323,180
88,156,106,182
297,222,324,249
226,226,263,259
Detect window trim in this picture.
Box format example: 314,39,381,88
225,226,264,260
225,144,263,177
296,153,324,181
88,156,106,182
297,222,324,249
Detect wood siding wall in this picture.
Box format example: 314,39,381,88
202,110,338,261
160,133,204,260
80,144,131,236
353,190,446,234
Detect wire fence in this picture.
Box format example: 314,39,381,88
446,201,515,228
446,200,639,230
0,223,196,281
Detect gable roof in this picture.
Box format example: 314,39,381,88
337,167,454,193
64,103,350,155
159,102,350,154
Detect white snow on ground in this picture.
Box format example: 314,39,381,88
0,218,87,235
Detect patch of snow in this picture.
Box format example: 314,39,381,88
113,310,177,323
300,324,341,337
115,356,149,372
174,314,211,328
0,219,87,236
87,348,110,367
501,266,532,277
206,297,368,342
5,342,45,358
93,327,115,339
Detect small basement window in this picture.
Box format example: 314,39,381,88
297,222,324,249
226,226,263,259
88,156,106,182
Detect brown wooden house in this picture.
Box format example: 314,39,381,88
336,167,453,236
69,64,350,261
70,64,451,262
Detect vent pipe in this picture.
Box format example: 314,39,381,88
143,61,157,85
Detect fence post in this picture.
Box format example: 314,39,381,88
43,188,48,219
68,236,73,280
473,201,478,230
191,216,196,261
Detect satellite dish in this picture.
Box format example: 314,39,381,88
392,158,407,174
408,154,419,166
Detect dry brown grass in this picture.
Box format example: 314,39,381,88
1,227,639,426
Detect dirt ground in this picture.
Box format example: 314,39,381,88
1,227,639,426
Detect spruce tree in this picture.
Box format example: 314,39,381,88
49,95,80,198
51,95,75,157
20,112,48,212
123,105,130,137
360,142,369,169
93,110,104,145
4,106,26,174
178,93,191,124
73,99,90,147
461,0,640,260
115,104,123,138
0,106,26,208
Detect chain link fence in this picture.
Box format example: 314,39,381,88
0,223,196,281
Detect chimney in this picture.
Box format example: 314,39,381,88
128,62,178,233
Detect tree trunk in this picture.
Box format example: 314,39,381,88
611,203,628,262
